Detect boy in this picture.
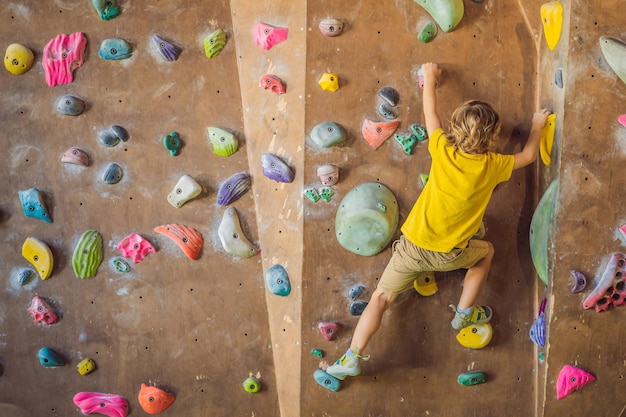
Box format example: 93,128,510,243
325,62,551,380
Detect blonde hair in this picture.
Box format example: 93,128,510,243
447,100,501,154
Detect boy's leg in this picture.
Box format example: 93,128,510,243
457,241,494,310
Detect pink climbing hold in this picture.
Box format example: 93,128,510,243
556,365,595,399
259,74,286,94
116,233,156,264
253,22,288,50
318,321,339,341
28,295,58,325
42,32,87,87
618,114,626,127
73,392,129,417
582,252,626,312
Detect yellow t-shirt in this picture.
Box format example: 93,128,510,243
401,128,515,252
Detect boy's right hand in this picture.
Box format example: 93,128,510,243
421,63,442,86
532,108,551,130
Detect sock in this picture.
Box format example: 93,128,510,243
345,348,356,358
457,306,473,315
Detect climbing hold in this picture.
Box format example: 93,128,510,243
99,131,119,147
72,230,103,279
599,36,626,85
418,21,438,43
73,392,129,417
22,237,53,280
99,38,132,60
102,163,123,184
318,18,344,37
530,179,559,284
253,22,289,50
529,298,547,347
77,358,96,376
217,172,251,206
259,74,286,94
540,114,557,166
167,174,202,208
218,207,259,258
619,114,626,128
304,188,321,202
17,269,35,286
204,29,227,58
335,182,399,256
556,365,595,399
207,127,238,156
261,153,294,183
163,132,183,156
348,284,365,300
350,301,368,316
42,32,87,87
318,73,339,92
394,132,417,155
152,35,181,61
318,321,339,341
570,270,586,293
417,68,425,89
4,43,34,75
311,348,324,358
554,68,564,88
378,103,397,120
57,95,86,116
154,224,203,260
92,0,121,20
314,369,340,392
117,233,156,263
317,165,339,186
265,264,291,296
138,384,175,415
310,121,347,148
28,296,59,325
413,0,464,33
110,125,129,142
413,273,438,296
18,188,52,223
379,86,399,107
361,119,400,149
456,323,492,349
38,347,65,367
111,257,131,273
243,376,261,393
540,1,563,51
457,371,486,386
319,186,334,202
582,252,626,312
411,124,428,140
66,150,96,174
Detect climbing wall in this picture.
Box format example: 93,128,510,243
1,1,624,417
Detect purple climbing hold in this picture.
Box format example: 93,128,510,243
570,270,587,293
261,153,293,183
529,297,547,347
217,172,251,206
152,34,181,61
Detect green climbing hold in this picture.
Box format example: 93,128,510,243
530,179,559,284
243,376,261,393
394,133,417,155
311,348,324,358
72,230,103,279
304,188,321,202
457,371,486,386
418,21,438,43
410,124,428,141
319,186,334,203
420,173,430,186
413,0,464,33
335,182,399,256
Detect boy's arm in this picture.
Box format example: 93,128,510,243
513,108,551,170
421,63,442,134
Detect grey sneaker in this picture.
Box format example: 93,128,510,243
325,348,370,380
450,304,492,330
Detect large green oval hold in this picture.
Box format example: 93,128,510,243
413,0,464,33
600,36,626,85
72,230,104,279
335,182,399,256
530,179,558,284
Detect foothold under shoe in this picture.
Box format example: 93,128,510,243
314,369,341,392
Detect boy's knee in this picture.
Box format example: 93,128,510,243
370,288,396,311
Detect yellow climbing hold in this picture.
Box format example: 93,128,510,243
456,323,493,349
21,237,54,280
540,114,557,166
540,1,563,51
318,72,339,92
413,273,438,296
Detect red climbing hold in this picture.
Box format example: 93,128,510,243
318,321,339,341
361,119,400,150
154,224,203,260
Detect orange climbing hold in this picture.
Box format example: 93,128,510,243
361,119,400,150
154,223,203,260
138,384,175,414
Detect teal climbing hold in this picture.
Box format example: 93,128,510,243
335,182,399,256
530,179,559,284
457,371,486,386
314,369,340,392
265,264,291,296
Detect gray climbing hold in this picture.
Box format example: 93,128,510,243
310,122,347,148
350,300,368,316
379,86,399,106
57,95,85,116
378,103,397,119
102,163,123,184
554,68,563,88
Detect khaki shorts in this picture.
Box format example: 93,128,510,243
377,235,490,295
